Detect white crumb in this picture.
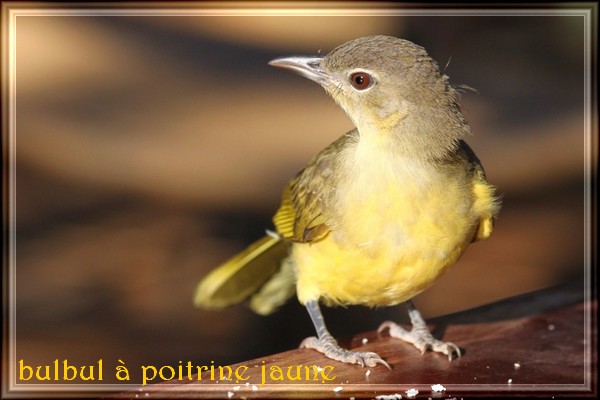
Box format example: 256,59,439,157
362,337,369,345
548,324,556,331
514,362,521,369
375,394,402,400
365,369,371,378
232,386,240,391
316,366,323,372
251,385,258,391
405,388,419,398
431,383,446,392
245,382,249,386
508,378,513,384
227,391,234,398
333,386,343,392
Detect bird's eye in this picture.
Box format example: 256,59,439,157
350,72,372,90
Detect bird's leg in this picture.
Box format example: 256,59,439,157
378,300,461,361
300,300,390,368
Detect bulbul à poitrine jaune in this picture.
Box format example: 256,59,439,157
194,35,501,368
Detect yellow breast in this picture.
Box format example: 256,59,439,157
293,139,479,307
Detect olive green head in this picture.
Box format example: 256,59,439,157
269,35,470,159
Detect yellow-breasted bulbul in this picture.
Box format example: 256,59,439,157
194,35,501,368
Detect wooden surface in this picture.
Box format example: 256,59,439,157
114,286,596,399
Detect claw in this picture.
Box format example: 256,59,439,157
445,342,462,360
373,356,392,370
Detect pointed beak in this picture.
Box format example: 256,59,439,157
268,56,331,87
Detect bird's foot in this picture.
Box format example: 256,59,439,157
300,334,390,368
378,321,461,361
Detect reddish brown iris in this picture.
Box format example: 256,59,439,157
350,72,372,90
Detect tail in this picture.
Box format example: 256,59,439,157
194,235,295,315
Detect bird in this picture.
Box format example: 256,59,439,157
194,35,501,368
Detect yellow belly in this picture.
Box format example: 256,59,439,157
293,232,471,307
292,166,477,307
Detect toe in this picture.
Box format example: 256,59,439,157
299,336,319,349
377,321,395,334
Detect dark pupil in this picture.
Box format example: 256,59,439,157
355,75,364,85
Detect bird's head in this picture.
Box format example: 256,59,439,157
270,35,470,159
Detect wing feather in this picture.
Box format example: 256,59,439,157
194,235,289,309
273,130,358,243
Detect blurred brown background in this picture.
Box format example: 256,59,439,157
10,8,591,386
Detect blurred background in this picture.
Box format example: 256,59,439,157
11,7,592,385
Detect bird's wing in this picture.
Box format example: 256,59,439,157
456,140,501,242
273,130,357,243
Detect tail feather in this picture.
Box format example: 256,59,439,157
250,257,296,315
194,235,289,310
